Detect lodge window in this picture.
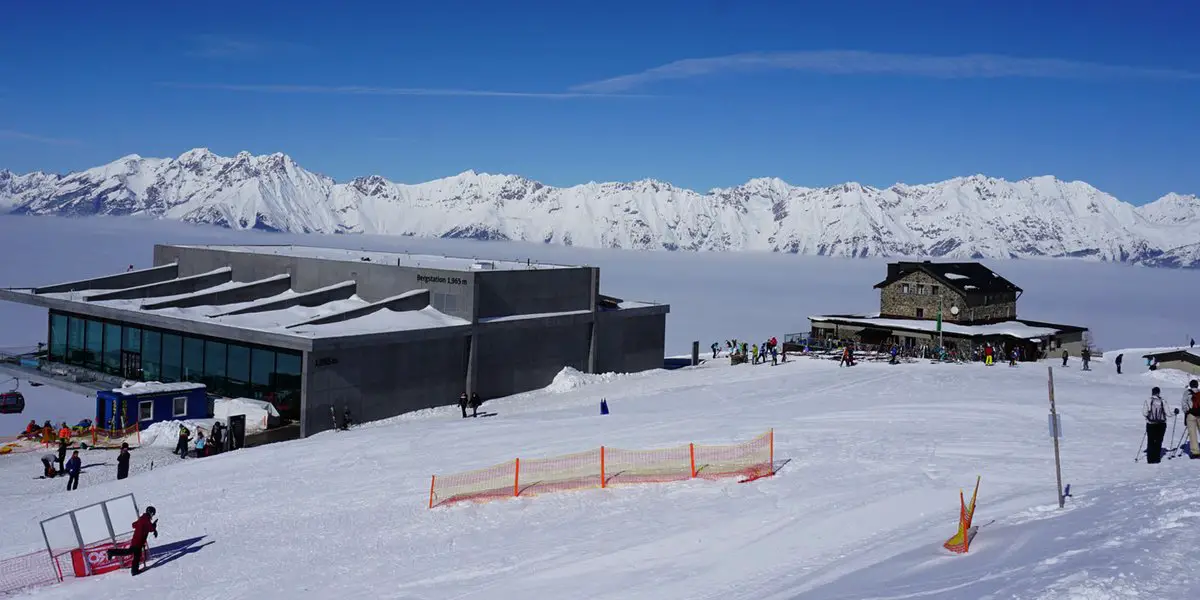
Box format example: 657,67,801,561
139,400,153,421
901,283,910,294
916,308,925,318
916,284,926,295
173,396,187,417
930,285,939,296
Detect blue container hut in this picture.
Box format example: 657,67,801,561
96,382,209,430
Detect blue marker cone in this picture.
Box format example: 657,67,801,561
600,399,609,415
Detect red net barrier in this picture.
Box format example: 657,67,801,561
0,551,62,596
429,429,775,508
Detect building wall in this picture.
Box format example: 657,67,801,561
879,271,1015,323
473,322,592,399
1160,359,1200,376
594,312,667,374
474,268,595,319
302,334,470,436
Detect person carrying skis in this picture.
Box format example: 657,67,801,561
1183,380,1200,459
1144,387,1168,463
107,506,157,576
458,392,469,419
1115,353,1124,375
65,450,81,491
117,442,131,480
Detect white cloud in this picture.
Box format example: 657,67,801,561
158,82,644,99
571,50,1200,93
0,129,80,145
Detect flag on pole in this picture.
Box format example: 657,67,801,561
936,308,943,333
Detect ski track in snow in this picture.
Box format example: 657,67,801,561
2,351,1200,599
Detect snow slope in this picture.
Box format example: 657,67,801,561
4,150,1200,266
2,352,1199,599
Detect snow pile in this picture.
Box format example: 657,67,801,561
4,149,1200,265
544,367,633,393
138,420,216,448
212,397,277,433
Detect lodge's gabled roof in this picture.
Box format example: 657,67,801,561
873,261,1023,295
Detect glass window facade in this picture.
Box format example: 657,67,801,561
47,310,304,422
49,314,67,361
103,322,122,375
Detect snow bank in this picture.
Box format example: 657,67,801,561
213,397,278,432
544,367,634,393
139,420,217,448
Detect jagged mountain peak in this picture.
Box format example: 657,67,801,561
2,150,1198,267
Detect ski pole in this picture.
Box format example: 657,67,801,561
1168,415,1178,458
1135,431,1146,462
1169,428,1188,459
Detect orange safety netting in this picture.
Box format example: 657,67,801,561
91,424,140,448
429,429,774,508
943,476,981,554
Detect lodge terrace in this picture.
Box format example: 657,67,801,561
0,244,669,437
807,260,1090,359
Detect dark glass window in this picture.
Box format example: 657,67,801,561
161,333,182,382
103,322,122,374
182,336,205,382
142,330,162,381
226,344,251,397
49,314,67,361
84,319,103,369
122,326,141,353
250,348,275,398
273,352,302,421
204,341,228,394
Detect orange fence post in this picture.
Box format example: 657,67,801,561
600,446,606,488
427,475,437,509
689,443,696,478
136,423,141,446
91,427,96,447
513,458,521,497
769,429,774,475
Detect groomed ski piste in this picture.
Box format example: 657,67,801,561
3,346,1200,599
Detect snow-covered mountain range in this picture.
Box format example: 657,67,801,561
3,148,1199,267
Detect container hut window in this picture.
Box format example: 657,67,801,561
139,401,153,421
173,396,187,417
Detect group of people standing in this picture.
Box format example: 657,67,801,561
175,422,226,458
1142,380,1200,463
718,338,784,366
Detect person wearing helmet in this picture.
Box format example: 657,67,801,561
106,506,157,575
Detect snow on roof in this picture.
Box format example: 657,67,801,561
287,306,469,337
479,309,592,324
963,284,977,289
943,273,969,280
809,315,1061,339
111,381,206,395
174,244,576,272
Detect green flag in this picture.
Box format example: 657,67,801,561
936,308,942,332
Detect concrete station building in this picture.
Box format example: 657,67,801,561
0,244,669,437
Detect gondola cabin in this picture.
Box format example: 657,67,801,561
95,382,208,430
0,391,24,414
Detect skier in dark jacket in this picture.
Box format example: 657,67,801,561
1115,353,1124,375
470,393,482,417
711,342,719,359
56,438,69,472
107,506,157,576
117,443,131,480
458,392,469,419
1081,348,1091,371
1144,387,1168,463
1061,350,1068,367
209,422,223,454
65,451,81,491
175,425,190,458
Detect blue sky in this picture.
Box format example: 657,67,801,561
2,0,1198,204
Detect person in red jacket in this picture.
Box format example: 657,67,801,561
107,506,157,575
